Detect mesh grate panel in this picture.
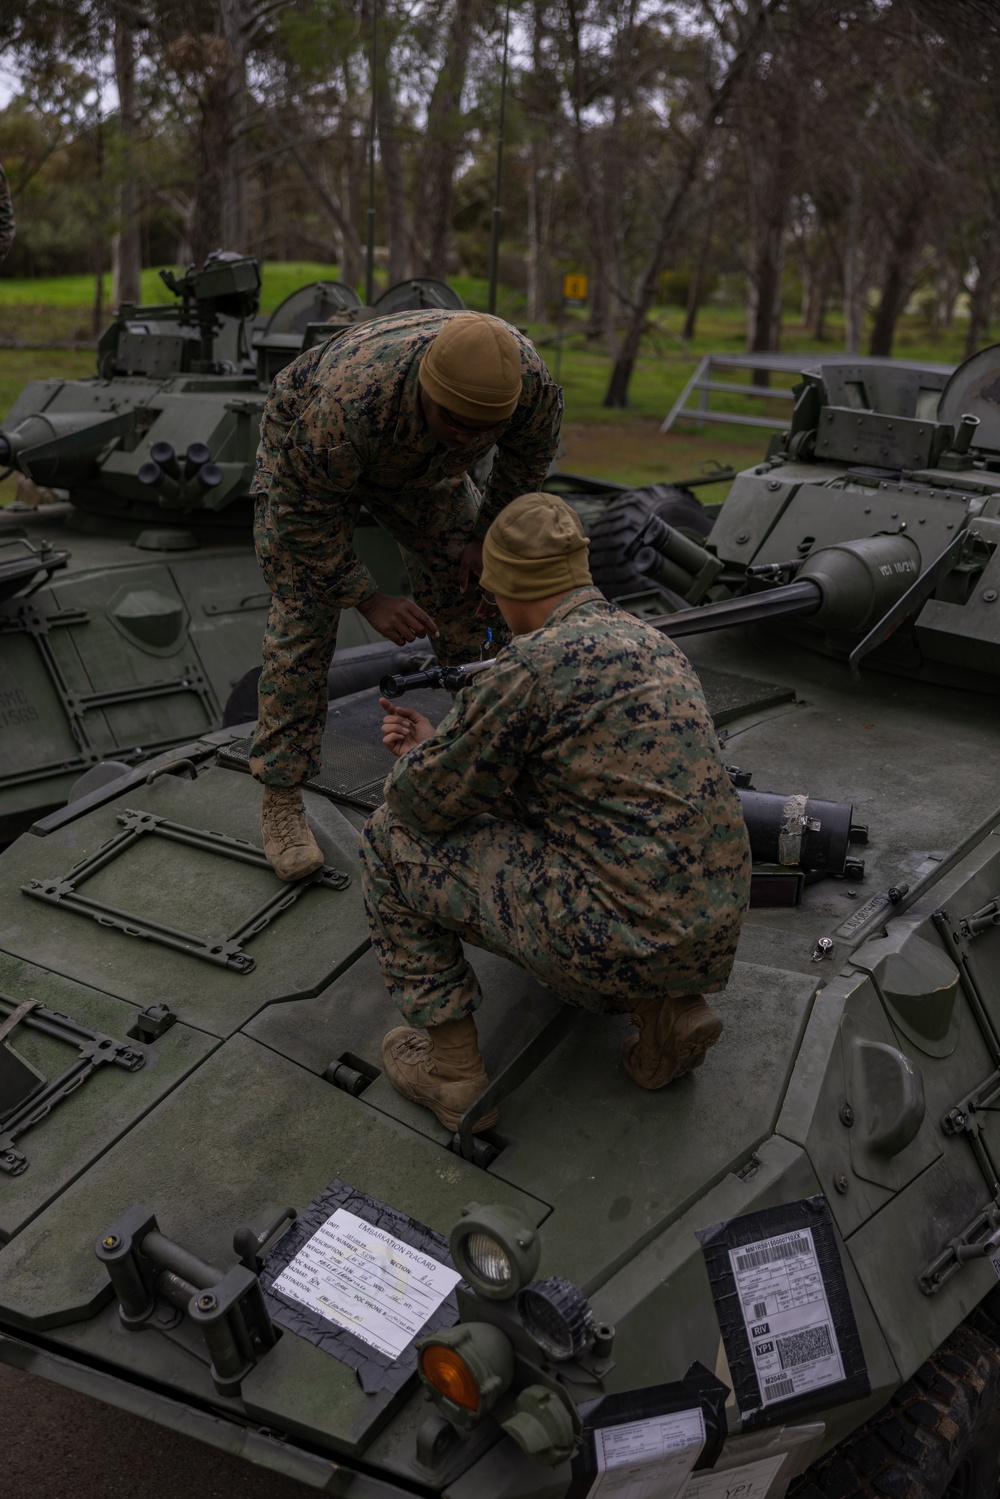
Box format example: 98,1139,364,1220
218,669,791,813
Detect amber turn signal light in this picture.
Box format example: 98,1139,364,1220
420,1343,481,1411
416,1323,515,1427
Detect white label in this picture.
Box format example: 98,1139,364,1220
729,1228,845,1405
272,1208,460,1360
989,1247,1000,1283
682,1453,787,1499
586,1407,705,1499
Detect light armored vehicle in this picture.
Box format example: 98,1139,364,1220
3,343,1000,1499
0,255,467,840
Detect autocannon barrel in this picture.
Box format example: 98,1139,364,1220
648,533,922,640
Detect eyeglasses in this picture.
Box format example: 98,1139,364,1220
479,586,497,605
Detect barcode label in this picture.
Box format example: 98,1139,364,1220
734,1238,809,1272
778,1324,833,1369
728,1225,846,1406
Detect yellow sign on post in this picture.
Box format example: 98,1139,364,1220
562,273,588,306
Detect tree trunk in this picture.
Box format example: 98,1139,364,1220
280,128,365,275
411,0,476,276
361,0,410,284
868,192,925,357
842,176,865,354
218,0,250,250
965,227,1000,357
682,175,719,342
603,0,775,408
112,2,141,307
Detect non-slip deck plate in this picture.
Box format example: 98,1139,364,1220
219,668,792,813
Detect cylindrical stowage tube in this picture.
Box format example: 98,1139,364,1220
738,788,856,873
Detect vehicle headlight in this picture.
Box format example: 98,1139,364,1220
450,1203,540,1300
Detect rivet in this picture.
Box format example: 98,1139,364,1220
834,1172,850,1194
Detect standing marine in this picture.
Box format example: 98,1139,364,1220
250,310,563,879
0,162,15,263
362,492,752,1132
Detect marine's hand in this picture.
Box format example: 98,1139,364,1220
458,538,484,593
378,697,435,756
358,591,438,645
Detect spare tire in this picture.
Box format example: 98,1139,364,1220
586,484,711,602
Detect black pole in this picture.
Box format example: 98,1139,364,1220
365,0,377,305
487,0,511,316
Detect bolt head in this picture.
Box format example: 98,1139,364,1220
840,1104,854,1127
834,1172,849,1194
197,1293,217,1310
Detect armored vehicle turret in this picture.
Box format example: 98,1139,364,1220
5,342,1000,1499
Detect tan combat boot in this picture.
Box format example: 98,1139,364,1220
381,1016,498,1133
261,784,324,881
622,993,723,1089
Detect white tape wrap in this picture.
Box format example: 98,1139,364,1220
778,794,809,865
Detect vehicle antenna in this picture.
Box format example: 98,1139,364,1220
365,0,378,306
487,0,511,317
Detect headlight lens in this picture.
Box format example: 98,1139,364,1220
450,1204,540,1300
420,1343,481,1411
464,1232,512,1288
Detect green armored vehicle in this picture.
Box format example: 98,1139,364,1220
4,342,1000,1499
0,255,466,841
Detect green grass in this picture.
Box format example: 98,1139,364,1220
0,266,986,492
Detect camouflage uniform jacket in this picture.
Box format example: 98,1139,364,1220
385,587,751,995
253,309,562,611
0,164,14,263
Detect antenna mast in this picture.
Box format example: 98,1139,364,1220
487,0,511,316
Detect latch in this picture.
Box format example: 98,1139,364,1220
920,1198,1000,1295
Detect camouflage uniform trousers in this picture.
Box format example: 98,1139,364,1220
253,481,507,786
362,803,652,1030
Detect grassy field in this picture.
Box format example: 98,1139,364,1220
0,262,980,503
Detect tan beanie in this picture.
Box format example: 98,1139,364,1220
418,313,523,422
480,492,592,600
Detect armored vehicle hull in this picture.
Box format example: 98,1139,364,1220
4,345,1000,1499
0,261,468,839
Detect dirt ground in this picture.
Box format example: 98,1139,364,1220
0,1360,316,1499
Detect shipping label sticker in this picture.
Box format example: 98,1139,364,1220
681,1452,787,1499
272,1207,460,1360
585,1406,705,1499
728,1227,845,1405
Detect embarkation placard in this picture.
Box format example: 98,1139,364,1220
273,1207,460,1359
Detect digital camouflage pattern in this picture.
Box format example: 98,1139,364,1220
361,586,751,1028
0,164,14,262
250,310,562,786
